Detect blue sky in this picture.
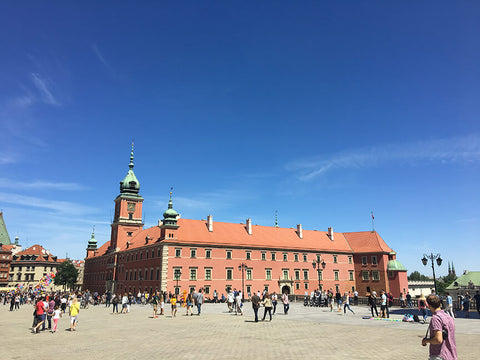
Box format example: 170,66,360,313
1,2,479,276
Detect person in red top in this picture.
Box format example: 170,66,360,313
33,297,47,334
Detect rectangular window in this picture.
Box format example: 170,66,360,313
371,256,378,265
303,270,309,280
261,252,266,261
303,254,308,262
362,256,368,265
294,254,299,262
246,269,252,280
349,270,354,281
283,253,288,261
226,251,232,260
388,271,394,278
246,285,251,294
304,283,309,290
204,287,210,294
190,268,197,280
246,251,251,260
175,249,181,257
205,249,211,259
190,249,196,258
372,270,380,281
334,270,339,281
226,268,233,280
295,270,300,280
156,269,160,280
266,269,272,280
283,269,288,280
205,268,212,280
150,269,154,280
295,283,300,290
271,252,276,261
333,255,338,263
348,256,352,264
362,271,369,281
335,284,339,293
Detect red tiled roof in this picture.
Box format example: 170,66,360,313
89,220,394,257
343,231,392,253
14,244,58,262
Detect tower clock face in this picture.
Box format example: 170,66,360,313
127,203,135,212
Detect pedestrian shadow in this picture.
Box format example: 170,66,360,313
244,320,257,323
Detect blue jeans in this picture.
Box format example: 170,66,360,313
283,303,289,314
197,303,202,315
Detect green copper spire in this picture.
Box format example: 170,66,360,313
274,210,279,228
120,142,141,194
162,188,179,228
87,226,97,250
0,211,12,246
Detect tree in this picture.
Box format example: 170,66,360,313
436,273,458,295
54,260,79,290
408,271,430,281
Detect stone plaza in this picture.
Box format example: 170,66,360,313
1,301,478,359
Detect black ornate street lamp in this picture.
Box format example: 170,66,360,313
174,269,182,295
421,253,442,294
238,263,248,302
312,256,326,291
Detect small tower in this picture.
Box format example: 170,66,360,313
86,226,97,258
451,262,456,277
274,210,279,228
448,261,452,276
0,211,12,246
160,189,179,240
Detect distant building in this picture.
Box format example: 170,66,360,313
84,145,409,298
445,270,480,300
8,244,61,291
0,212,21,287
407,280,435,297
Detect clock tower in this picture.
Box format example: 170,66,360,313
110,143,144,251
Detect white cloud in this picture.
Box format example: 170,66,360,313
30,73,59,106
288,134,480,181
0,192,97,216
0,178,87,191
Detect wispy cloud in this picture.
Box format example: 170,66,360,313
0,192,97,216
0,178,87,191
92,44,115,76
288,134,480,181
30,73,59,106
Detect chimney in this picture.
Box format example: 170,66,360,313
246,218,252,235
297,224,303,239
207,215,213,232
328,227,334,241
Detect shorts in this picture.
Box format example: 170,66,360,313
187,302,192,307
171,304,177,310
153,304,158,311
70,315,78,324
161,302,164,309
37,314,45,322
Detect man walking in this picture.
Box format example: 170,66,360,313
421,294,457,360
251,291,261,322
282,291,289,315
196,288,204,315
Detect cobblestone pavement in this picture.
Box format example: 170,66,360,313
1,302,478,360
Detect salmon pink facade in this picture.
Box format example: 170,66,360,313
83,147,408,298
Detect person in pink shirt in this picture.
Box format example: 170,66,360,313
421,294,457,360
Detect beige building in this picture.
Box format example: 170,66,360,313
8,244,61,291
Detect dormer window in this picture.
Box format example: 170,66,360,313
127,232,133,237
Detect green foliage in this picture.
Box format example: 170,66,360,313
436,273,458,295
54,260,79,290
408,271,430,281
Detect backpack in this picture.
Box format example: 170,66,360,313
413,314,420,322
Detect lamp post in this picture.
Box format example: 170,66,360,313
421,253,442,294
238,263,248,302
312,256,326,291
174,269,182,295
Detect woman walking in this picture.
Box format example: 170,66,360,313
367,292,379,317
69,297,80,331
262,292,273,321
185,293,193,316
418,294,427,322
343,292,355,315
271,292,278,315
235,291,243,315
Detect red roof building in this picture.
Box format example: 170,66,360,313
83,146,408,298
